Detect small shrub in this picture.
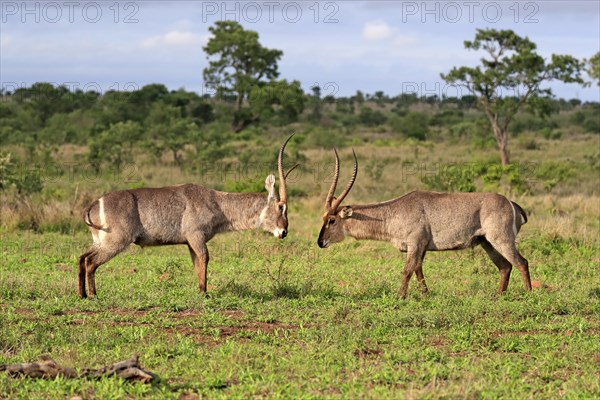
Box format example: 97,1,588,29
519,137,541,150
0,153,44,195
541,127,562,140
391,112,429,141
358,108,387,127
429,109,464,127
421,165,476,192
534,160,576,192
304,128,346,148
449,121,478,138
223,177,265,193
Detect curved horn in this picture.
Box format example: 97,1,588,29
331,149,358,211
324,148,340,211
278,133,294,203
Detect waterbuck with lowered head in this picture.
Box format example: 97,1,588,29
78,135,296,298
317,150,532,298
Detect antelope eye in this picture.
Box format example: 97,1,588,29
329,219,335,226
278,204,285,212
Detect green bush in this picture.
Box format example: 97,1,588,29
88,121,143,171
358,107,387,127
569,107,599,134
420,161,532,194
429,109,464,127
391,112,429,141
541,127,562,140
518,137,541,150
304,127,347,149
0,153,44,195
421,164,477,192
534,160,576,192
449,121,478,137
510,112,557,134
223,177,266,193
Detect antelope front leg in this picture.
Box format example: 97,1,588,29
187,239,209,293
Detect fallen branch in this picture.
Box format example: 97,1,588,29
0,354,156,383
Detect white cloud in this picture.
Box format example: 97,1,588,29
362,21,419,49
362,21,394,41
140,30,208,49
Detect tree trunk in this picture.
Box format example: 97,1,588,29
490,119,510,166
172,149,182,166
498,138,510,166
231,114,259,133
235,92,243,112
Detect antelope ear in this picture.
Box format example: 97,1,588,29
339,206,353,219
265,174,276,199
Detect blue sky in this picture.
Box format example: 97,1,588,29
1,1,599,101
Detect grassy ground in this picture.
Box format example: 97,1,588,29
1,137,599,398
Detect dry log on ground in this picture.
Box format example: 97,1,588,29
0,354,156,383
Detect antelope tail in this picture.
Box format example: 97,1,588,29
83,200,106,231
511,201,528,225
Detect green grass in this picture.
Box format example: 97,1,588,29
1,137,599,398
1,222,599,398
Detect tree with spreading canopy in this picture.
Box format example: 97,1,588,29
203,21,302,132
441,29,585,165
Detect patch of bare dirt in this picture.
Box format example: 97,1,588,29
18,306,313,346
14,308,35,316
178,394,199,400
221,309,245,319
159,273,171,282
164,320,305,346
217,321,299,338
354,347,382,358
170,309,204,320
55,263,72,272
531,280,557,291
429,337,449,348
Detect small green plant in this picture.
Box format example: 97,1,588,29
263,259,301,298
503,163,531,194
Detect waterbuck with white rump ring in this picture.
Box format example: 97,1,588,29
78,134,297,298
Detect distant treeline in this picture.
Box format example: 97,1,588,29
1,82,598,168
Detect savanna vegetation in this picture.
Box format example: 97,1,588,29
0,24,599,398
